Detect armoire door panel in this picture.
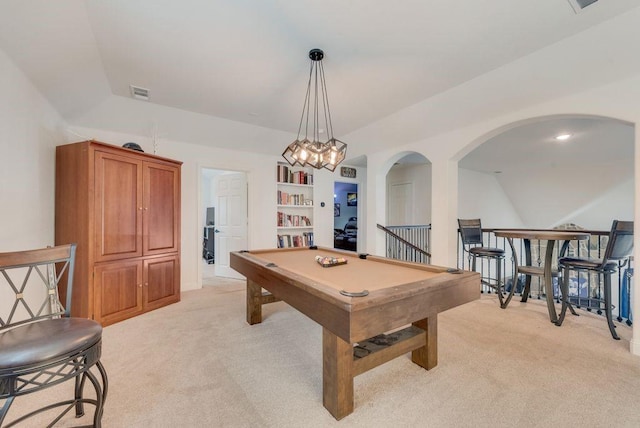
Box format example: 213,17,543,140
94,260,143,325
143,162,180,255
95,151,143,262
144,255,180,311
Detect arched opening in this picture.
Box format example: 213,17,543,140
379,151,432,262
456,114,635,332
458,115,634,230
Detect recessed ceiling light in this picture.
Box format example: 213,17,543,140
555,133,572,141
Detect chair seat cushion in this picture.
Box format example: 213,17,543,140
0,318,102,370
559,257,617,272
470,247,505,257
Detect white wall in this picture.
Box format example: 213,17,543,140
0,48,66,251
458,168,523,229
0,47,68,316
565,179,634,230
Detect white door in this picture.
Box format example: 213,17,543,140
388,182,414,225
214,172,248,279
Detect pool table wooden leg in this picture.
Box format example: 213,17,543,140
246,279,262,325
322,327,354,420
411,314,438,370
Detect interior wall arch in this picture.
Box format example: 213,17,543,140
365,150,432,256
453,113,634,162
384,151,432,227
455,113,635,230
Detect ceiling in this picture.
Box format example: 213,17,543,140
459,116,634,173
0,0,639,164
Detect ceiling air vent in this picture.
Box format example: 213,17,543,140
130,85,150,101
567,0,599,13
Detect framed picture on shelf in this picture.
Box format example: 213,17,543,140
334,203,340,217
347,192,357,206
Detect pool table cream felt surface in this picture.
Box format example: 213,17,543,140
253,247,442,294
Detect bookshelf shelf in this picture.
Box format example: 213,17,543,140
277,182,313,188
277,162,314,248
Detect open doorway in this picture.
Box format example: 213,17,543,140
333,182,358,251
200,168,248,285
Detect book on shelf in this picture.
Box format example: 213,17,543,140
277,164,313,185
277,212,312,227
277,191,310,206
277,231,314,248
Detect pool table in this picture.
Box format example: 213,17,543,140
230,247,480,420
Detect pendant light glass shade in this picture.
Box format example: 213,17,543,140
282,49,347,171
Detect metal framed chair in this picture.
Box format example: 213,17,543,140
0,244,108,427
557,220,634,340
458,219,514,308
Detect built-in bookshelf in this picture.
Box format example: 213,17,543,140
277,162,314,248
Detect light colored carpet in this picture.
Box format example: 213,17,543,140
8,280,640,427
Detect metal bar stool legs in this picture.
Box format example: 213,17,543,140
471,252,514,309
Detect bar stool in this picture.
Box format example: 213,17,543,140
458,219,514,308
557,220,634,340
0,244,108,427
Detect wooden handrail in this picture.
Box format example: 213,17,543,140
377,224,432,258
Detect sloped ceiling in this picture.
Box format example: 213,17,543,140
0,0,639,159
460,117,634,228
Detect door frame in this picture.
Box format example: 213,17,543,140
333,181,360,252
197,164,249,288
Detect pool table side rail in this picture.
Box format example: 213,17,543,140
230,250,480,343
351,273,479,342
231,251,353,340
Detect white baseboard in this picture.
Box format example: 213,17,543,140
631,338,640,356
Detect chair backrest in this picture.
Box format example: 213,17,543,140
603,220,634,263
0,244,76,331
458,219,483,246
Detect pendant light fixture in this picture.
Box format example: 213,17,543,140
282,49,347,171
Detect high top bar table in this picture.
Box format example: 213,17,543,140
493,230,590,323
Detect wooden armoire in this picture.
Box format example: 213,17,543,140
55,140,182,326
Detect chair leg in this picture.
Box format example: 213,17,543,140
84,368,105,428
500,259,518,309
520,275,532,302
0,396,15,427
471,256,484,293
496,257,504,306
74,368,87,417
74,359,107,424
96,360,109,417
604,274,620,340
497,257,511,309
557,266,574,326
